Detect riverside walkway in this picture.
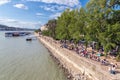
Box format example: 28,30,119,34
35,33,120,80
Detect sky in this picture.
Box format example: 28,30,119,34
0,0,89,29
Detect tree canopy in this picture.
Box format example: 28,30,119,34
41,0,120,56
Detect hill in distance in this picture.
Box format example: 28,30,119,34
0,24,36,31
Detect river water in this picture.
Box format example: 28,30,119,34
0,32,67,80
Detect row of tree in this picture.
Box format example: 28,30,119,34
41,0,120,57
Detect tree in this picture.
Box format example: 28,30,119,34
42,0,120,57
46,19,57,38
56,9,71,40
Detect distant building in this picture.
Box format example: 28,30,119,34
40,25,48,31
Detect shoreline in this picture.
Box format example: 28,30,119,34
49,51,73,80
37,34,88,80
40,40,85,80
38,37,73,80
35,33,120,80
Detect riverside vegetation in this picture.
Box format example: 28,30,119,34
41,0,120,61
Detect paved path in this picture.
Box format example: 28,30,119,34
35,33,120,80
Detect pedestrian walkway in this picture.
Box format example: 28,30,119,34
35,33,120,80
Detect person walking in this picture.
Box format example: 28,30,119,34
111,65,116,74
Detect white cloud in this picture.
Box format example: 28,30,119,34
0,0,11,5
0,18,41,29
24,0,80,7
50,12,61,19
36,13,44,16
40,5,54,12
0,18,17,22
13,4,28,10
40,4,68,12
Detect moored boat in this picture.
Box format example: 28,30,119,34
5,33,13,37
26,38,32,41
5,32,31,37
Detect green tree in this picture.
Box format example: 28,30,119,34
56,9,71,40
42,0,120,57
46,19,57,38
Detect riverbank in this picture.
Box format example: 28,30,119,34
35,33,120,80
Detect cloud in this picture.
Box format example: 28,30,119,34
0,18,41,29
24,0,80,7
0,18,17,22
0,0,11,5
13,4,28,10
50,12,61,19
36,13,44,16
40,4,69,12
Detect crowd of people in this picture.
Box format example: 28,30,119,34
59,40,118,75
40,35,119,75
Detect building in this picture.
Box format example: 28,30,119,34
40,25,48,31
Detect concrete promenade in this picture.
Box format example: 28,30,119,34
35,33,120,80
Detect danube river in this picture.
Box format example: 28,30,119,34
0,32,67,80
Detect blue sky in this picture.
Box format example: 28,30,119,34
0,0,89,29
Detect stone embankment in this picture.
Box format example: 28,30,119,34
36,34,120,80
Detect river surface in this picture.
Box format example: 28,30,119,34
0,31,67,80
